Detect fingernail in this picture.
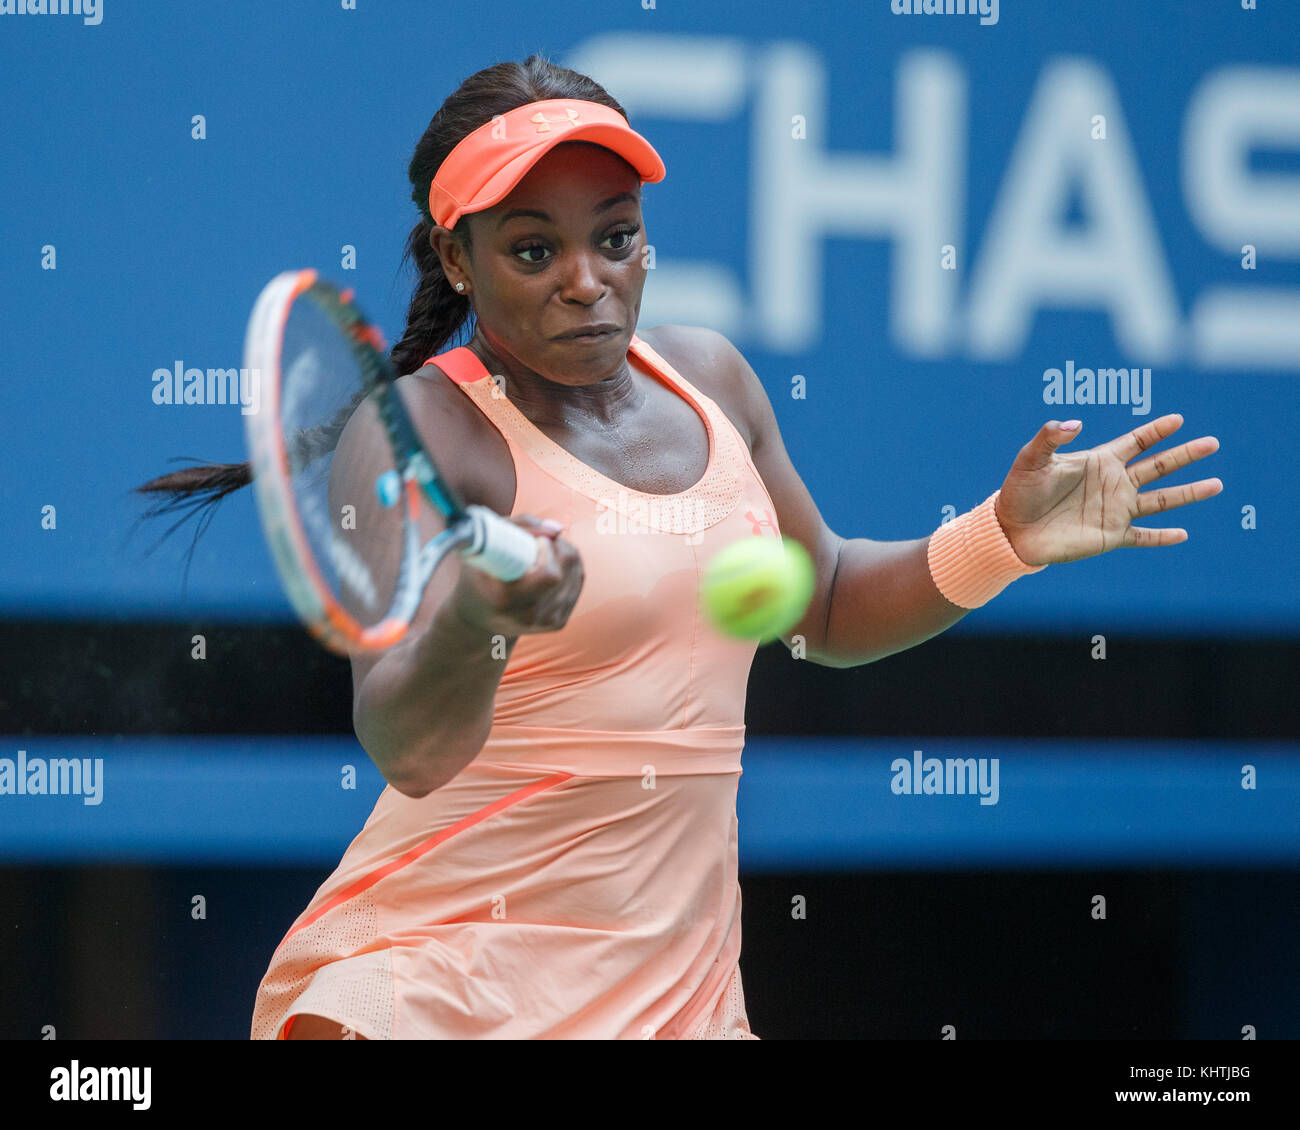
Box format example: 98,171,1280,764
1060,420,1080,431
540,518,564,533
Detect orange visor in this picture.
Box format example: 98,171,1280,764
428,98,666,230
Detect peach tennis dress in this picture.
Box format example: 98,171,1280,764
251,333,775,1039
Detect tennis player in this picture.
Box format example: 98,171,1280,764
139,54,1221,1040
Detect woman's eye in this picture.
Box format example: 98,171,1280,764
513,226,639,264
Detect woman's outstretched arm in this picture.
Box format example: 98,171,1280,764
700,330,1221,670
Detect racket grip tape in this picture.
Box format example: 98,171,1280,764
458,505,541,582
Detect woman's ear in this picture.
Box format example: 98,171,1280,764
430,222,471,289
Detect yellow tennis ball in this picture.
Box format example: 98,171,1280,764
702,536,815,642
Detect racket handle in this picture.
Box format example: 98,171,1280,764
457,505,540,582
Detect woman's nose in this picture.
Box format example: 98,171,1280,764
558,250,606,302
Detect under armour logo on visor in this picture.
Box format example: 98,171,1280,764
529,108,582,133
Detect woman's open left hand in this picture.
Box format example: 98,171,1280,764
993,414,1223,567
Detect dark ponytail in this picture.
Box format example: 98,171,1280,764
136,52,631,545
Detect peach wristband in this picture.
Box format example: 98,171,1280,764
926,490,1046,609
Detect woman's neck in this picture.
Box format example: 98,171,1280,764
467,328,644,430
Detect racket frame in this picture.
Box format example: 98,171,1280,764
244,268,512,655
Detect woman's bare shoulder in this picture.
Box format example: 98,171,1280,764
636,324,756,452
392,360,516,516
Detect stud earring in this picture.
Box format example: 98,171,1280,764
455,282,466,293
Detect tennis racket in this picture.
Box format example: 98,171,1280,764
243,268,539,655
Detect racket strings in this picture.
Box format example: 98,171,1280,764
284,387,370,475
284,287,398,476
279,297,405,629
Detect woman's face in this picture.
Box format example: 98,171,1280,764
440,140,648,384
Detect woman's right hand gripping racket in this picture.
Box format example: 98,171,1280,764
243,268,567,655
